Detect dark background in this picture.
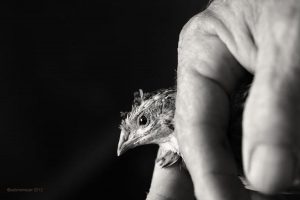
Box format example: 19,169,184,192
0,1,208,199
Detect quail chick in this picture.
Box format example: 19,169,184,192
117,72,251,169
117,88,181,167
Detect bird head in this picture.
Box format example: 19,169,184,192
117,88,176,156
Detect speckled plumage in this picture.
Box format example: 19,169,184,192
118,88,181,167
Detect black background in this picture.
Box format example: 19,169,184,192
0,1,208,199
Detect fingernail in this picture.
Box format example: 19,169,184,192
248,145,296,194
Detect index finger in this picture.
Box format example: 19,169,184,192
175,13,249,200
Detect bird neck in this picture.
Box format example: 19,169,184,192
160,135,180,155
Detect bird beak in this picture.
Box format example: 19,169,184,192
117,129,157,156
117,140,131,156
117,132,127,156
117,130,138,156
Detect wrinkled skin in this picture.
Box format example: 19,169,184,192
147,0,300,200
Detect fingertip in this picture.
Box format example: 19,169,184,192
246,145,296,194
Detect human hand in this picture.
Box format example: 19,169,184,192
147,0,300,199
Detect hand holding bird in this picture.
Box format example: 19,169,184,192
119,0,300,199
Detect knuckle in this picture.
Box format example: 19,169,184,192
178,11,215,49
177,9,219,63
177,13,209,71
179,14,202,43
177,14,202,76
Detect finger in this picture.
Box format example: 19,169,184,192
146,159,194,200
243,61,300,194
243,15,300,193
175,14,249,200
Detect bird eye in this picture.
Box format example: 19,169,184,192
138,115,148,126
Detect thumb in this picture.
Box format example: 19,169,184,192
243,28,300,194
